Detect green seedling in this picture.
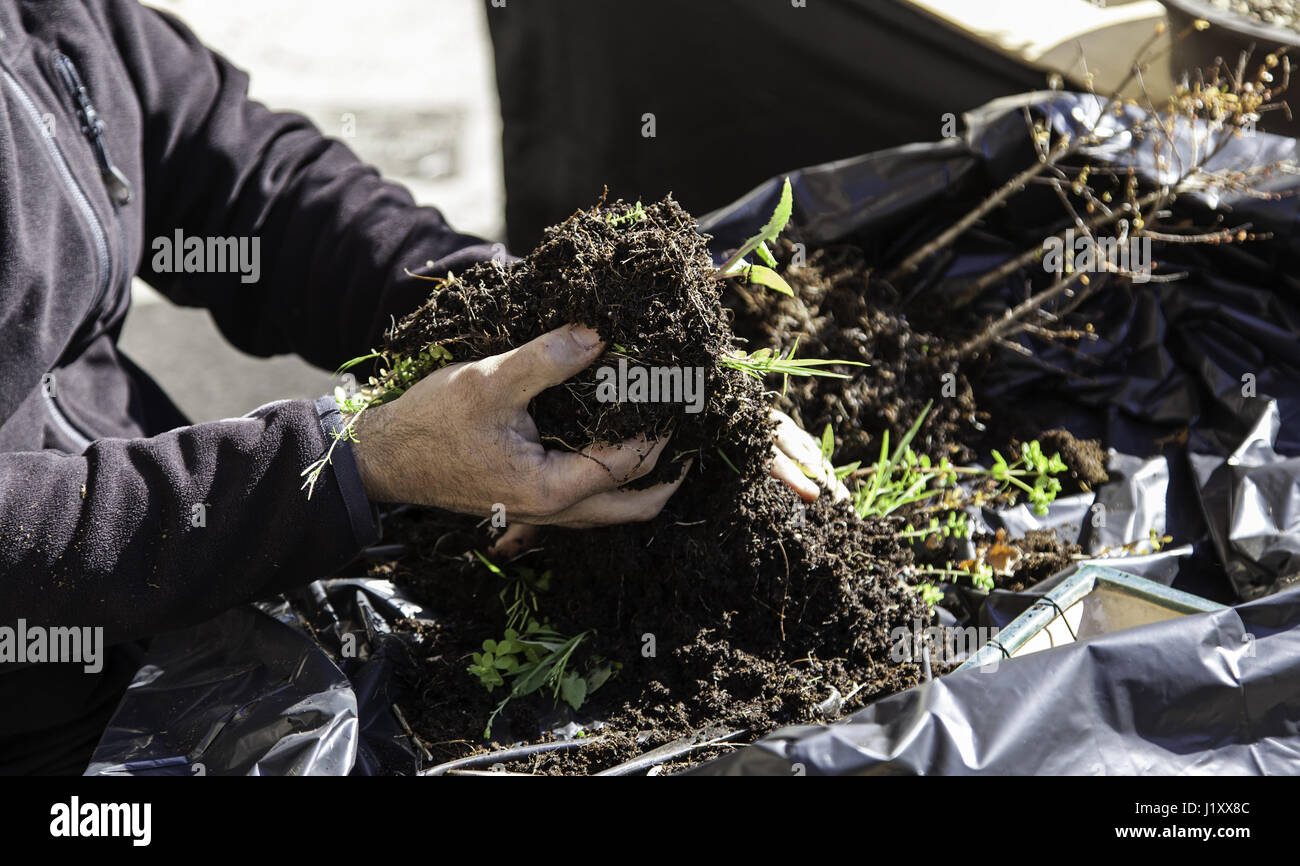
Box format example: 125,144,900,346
606,200,647,227
794,423,845,482
901,511,972,544
716,449,741,475
989,442,1067,515
740,263,795,297
716,177,797,297
916,582,945,607
915,561,996,592
845,403,1067,522
833,460,862,482
721,340,867,395
468,552,616,738
850,401,954,520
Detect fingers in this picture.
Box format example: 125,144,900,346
487,324,605,407
771,409,850,502
538,435,670,507
544,460,691,527
773,410,823,467
486,522,539,560
771,449,820,501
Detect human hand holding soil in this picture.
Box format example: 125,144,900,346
351,324,685,526
487,408,848,560
353,310,844,549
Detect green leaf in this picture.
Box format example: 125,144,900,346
511,633,587,697
334,350,384,377
585,661,615,694
744,265,795,296
889,401,932,471
473,550,504,576
753,179,794,253
834,460,861,481
820,424,835,461
560,673,588,711
718,177,793,274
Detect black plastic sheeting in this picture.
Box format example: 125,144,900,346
88,92,1300,775
87,579,429,776
86,604,358,776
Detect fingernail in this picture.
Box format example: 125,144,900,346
568,324,603,352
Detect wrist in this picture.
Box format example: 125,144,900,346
349,404,395,503
312,395,382,547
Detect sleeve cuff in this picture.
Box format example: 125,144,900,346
314,395,381,549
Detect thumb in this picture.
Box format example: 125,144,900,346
489,324,606,407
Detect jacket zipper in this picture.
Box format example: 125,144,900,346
49,50,134,324
0,55,133,450
0,59,115,311
50,51,133,208
1,63,111,306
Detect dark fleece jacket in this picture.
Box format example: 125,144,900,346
0,0,495,772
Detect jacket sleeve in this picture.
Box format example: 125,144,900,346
103,0,499,369
0,399,378,647
0,1,489,642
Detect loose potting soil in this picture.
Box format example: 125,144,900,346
368,195,1101,774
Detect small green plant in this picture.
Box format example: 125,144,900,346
916,582,945,607
606,200,647,227
988,441,1066,515
816,405,1068,596
916,561,996,592
469,552,616,738
715,177,797,296
798,423,864,483
850,402,956,520
901,511,971,544
844,403,1067,521
820,423,835,462
710,184,867,391
721,341,867,394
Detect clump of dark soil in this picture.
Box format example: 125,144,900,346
1036,428,1110,490
373,195,1104,775
388,197,752,487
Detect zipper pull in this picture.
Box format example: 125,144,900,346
50,51,133,207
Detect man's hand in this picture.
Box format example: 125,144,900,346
490,408,850,557
351,324,685,527
769,409,851,503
